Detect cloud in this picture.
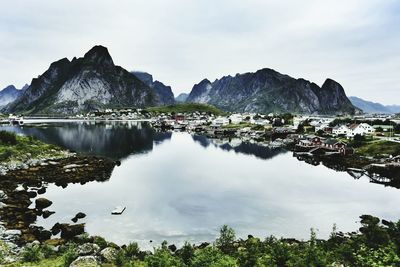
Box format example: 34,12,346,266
0,0,399,104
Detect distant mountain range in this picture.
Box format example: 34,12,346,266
3,46,173,114
0,84,28,107
1,45,362,115
186,68,358,115
349,96,400,114
175,93,188,102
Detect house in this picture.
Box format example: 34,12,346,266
306,135,323,146
346,123,375,137
332,125,350,135
228,114,243,124
322,138,346,150
299,139,314,147
175,114,185,121
212,117,230,127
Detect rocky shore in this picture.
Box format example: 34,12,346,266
0,154,116,264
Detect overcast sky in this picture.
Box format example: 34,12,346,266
0,0,399,104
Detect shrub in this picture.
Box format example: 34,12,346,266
145,247,185,267
192,247,237,267
0,131,17,145
125,242,140,259
62,246,77,267
115,249,128,267
0,150,12,161
177,241,194,265
40,244,56,258
21,245,43,262
93,235,108,249
215,225,236,254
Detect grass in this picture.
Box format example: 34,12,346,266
222,122,252,129
0,131,66,163
146,103,223,115
355,140,400,157
4,256,65,267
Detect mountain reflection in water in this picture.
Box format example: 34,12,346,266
3,121,172,160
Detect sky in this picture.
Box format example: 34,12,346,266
0,0,399,105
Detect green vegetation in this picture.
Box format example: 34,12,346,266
0,131,66,163
355,140,400,157
146,103,223,115
7,215,400,266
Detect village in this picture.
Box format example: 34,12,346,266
3,107,400,178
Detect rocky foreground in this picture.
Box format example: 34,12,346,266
0,155,116,264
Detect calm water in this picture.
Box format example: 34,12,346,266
3,121,400,248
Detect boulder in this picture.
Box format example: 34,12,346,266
42,210,55,219
37,187,46,195
77,243,100,256
100,247,118,262
51,223,62,235
27,191,37,198
35,198,52,210
168,244,177,252
72,212,86,223
69,255,99,267
60,223,85,239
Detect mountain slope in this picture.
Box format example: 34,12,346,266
0,84,28,107
186,68,358,115
5,46,157,114
175,93,188,102
349,96,400,114
131,71,175,105
349,96,390,114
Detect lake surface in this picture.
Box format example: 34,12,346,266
3,121,400,249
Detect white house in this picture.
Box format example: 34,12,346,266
212,116,230,127
346,123,375,137
228,114,243,124
332,125,350,135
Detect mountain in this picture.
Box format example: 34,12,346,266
186,68,358,115
175,93,188,102
0,84,28,107
349,97,400,114
387,105,400,114
131,71,175,105
4,46,158,114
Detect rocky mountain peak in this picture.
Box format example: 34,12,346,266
132,71,175,105
83,45,114,67
132,72,154,86
186,69,358,115
1,85,17,93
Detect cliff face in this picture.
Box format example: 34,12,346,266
131,71,175,105
186,68,358,115
5,46,157,114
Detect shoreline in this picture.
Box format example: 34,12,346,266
0,122,399,265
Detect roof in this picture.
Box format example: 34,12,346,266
348,123,359,130
324,138,341,145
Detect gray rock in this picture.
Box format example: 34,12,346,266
69,255,100,267
100,247,118,263
35,198,53,210
77,243,100,256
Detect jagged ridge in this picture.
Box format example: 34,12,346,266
186,68,358,115
4,46,158,114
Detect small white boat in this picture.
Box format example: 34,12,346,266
111,206,126,215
